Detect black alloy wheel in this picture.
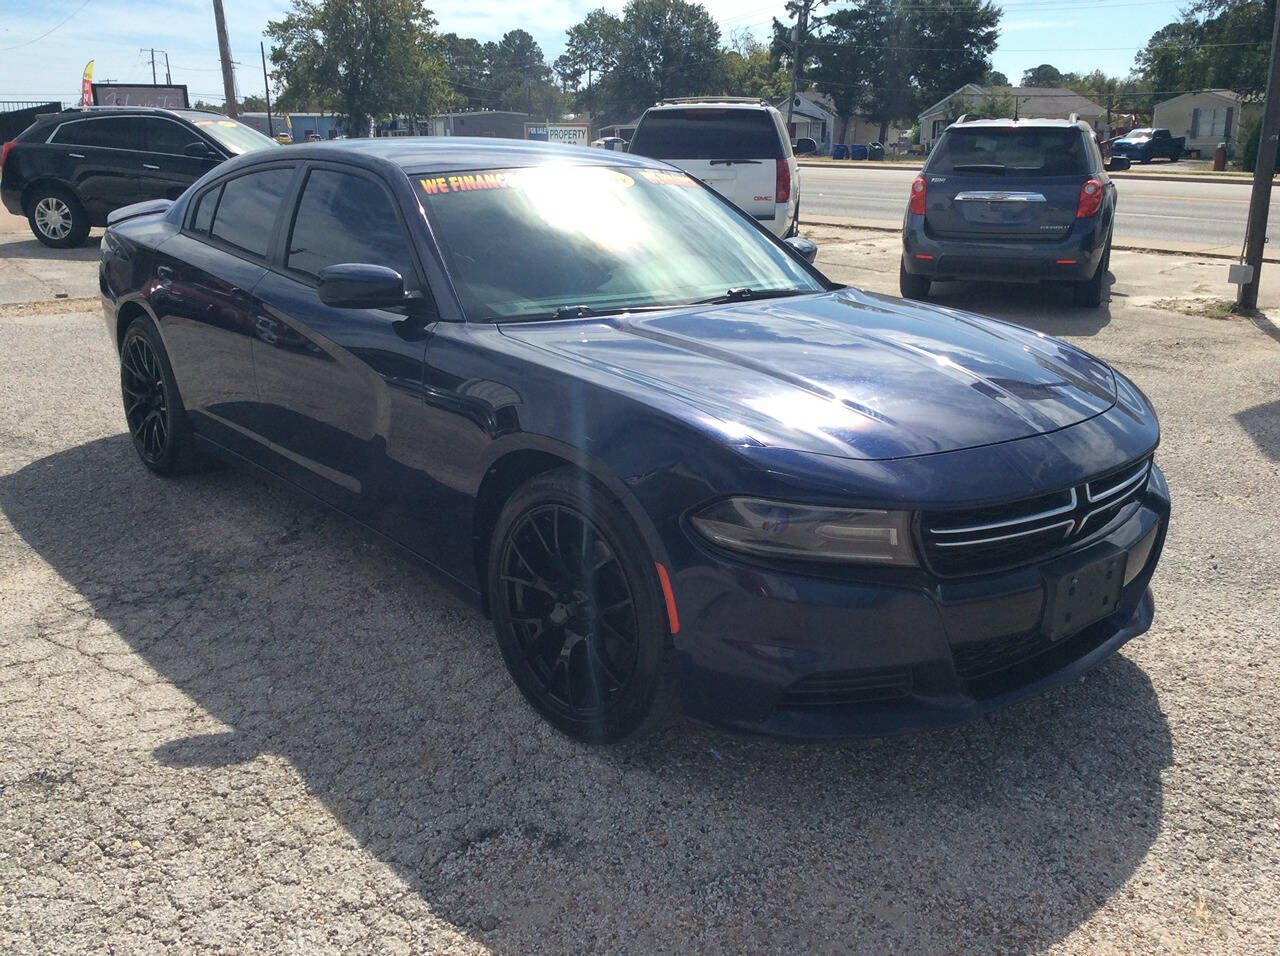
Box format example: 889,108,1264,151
489,469,676,743
120,318,202,476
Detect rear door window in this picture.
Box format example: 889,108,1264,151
285,168,417,287
209,167,294,259
928,128,1090,176
630,109,784,160
190,185,221,234
50,117,140,150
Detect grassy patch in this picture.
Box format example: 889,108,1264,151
1153,297,1242,320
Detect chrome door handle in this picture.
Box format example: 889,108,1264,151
142,163,160,170
68,153,85,159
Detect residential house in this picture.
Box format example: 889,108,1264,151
1153,90,1259,158
918,85,1106,150
773,92,837,153
595,115,644,142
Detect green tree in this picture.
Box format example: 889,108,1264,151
974,88,1013,118
1135,0,1275,101
984,69,1009,86
266,0,452,136
1020,63,1063,87
722,32,788,99
441,33,490,107
485,29,565,116
604,0,724,115
563,8,622,113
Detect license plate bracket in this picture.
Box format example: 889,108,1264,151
1043,547,1126,641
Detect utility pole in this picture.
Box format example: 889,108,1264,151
212,0,239,119
261,42,274,138
149,48,157,85
1238,2,1280,310
163,51,172,85
785,0,813,136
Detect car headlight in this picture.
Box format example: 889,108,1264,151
689,497,917,566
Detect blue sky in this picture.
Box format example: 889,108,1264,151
0,0,1187,106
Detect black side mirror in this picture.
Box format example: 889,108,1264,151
185,141,214,158
784,235,818,263
1105,156,1131,172
317,263,406,309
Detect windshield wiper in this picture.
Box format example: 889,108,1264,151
709,158,763,166
692,288,813,305
500,303,687,322
951,163,1007,174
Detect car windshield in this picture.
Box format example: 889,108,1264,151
629,109,785,160
1125,129,1152,140
415,164,823,322
928,128,1089,176
182,114,279,155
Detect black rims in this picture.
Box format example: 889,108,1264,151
488,469,676,743
499,503,640,719
122,331,171,464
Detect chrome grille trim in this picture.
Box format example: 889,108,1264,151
932,519,1074,548
930,489,1077,536
1085,460,1151,504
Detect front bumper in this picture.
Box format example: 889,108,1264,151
670,465,1169,739
902,212,1106,283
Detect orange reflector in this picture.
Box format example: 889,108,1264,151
655,562,680,635
1055,258,1078,265
914,253,934,261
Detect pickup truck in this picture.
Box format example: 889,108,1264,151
1110,128,1184,163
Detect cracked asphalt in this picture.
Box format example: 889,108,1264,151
1,226,1278,953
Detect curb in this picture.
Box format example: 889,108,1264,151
800,215,1279,263
797,160,1259,187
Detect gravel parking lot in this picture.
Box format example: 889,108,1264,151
1,226,1278,953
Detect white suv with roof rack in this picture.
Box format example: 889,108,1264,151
627,97,800,239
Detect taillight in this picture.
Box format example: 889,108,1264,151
1076,178,1103,218
0,141,14,174
908,175,926,215
775,158,791,204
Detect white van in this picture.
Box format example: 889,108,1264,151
628,98,800,239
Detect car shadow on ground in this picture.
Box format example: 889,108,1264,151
0,233,101,261
0,434,1173,951
1234,398,1280,461
922,274,1115,337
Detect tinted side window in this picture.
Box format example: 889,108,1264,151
141,118,199,155
629,109,784,160
51,117,139,149
191,185,221,234
210,167,294,259
286,169,417,286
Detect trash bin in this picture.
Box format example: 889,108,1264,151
850,144,869,161
868,142,885,161
832,144,850,160
1214,142,1227,171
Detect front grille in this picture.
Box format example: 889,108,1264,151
921,458,1151,577
775,668,913,710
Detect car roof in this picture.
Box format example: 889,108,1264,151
228,136,676,175
38,106,223,122
946,118,1093,132
644,100,776,112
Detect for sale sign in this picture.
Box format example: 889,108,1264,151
525,124,590,147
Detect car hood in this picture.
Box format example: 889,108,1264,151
1115,137,1149,145
499,289,1117,461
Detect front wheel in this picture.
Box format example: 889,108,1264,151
487,469,676,743
27,187,90,248
899,259,931,300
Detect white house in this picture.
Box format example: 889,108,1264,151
1152,90,1259,157
918,84,1106,150
774,92,837,153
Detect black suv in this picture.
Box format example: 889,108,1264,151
900,118,1130,308
1,107,277,247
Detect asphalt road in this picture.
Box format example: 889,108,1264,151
802,166,1280,248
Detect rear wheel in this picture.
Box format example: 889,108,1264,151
120,317,203,475
899,259,931,300
1073,239,1112,308
27,187,89,248
487,469,676,743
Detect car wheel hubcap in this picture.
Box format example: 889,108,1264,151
500,504,639,719
34,197,72,239
121,335,170,462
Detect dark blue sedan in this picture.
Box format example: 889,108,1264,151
99,138,1169,742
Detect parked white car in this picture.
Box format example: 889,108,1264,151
628,98,800,239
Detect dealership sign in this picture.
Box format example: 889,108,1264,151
525,124,590,147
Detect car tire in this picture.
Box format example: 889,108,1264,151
27,186,90,248
787,202,800,238
487,468,678,744
899,259,931,300
120,316,204,476
1073,239,1111,308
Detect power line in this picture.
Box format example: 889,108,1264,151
0,0,95,51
